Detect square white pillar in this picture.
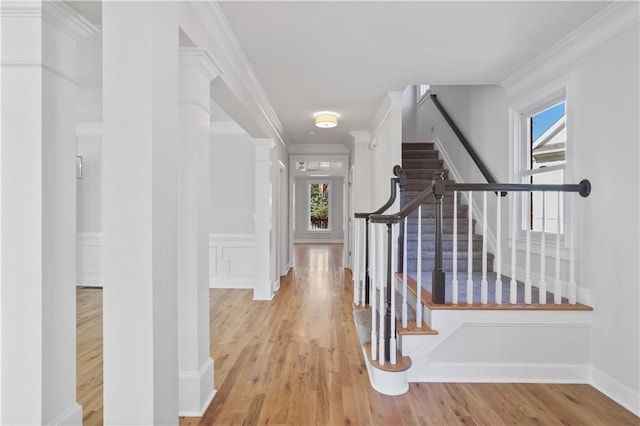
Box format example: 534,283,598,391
177,47,220,416
102,3,180,424
252,139,275,300
0,2,96,424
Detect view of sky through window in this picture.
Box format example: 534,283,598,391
532,102,566,140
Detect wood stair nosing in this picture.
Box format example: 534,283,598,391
394,272,593,311
402,142,435,150
396,320,438,336
362,343,412,372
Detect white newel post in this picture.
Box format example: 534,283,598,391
0,3,96,424
103,3,180,424
253,138,275,300
177,48,220,416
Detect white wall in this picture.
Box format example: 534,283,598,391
370,93,403,209
209,131,255,234
76,128,103,286
566,22,639,413
77,31,102,123
409,19,640,414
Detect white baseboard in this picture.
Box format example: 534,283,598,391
47,402,83,425
179,357,216,417
409,362,589,384
590,366,640,416
209,277,254,289
294,238,344,244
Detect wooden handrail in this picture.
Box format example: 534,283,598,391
429,94,498,185
353,165,406,306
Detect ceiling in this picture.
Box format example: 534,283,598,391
218,1,610,146
67,1,612,147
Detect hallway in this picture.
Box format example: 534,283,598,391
77,244,637,425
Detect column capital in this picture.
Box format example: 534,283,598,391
1,2,98,40
179,47,221,82
251,138,276,149
349,130,371,145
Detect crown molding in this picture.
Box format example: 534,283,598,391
501,1,640,94
191,1,288,148
44,1,99,40
210,121,248,136
369,91,402,136
0,1,99,40
179,47,222,82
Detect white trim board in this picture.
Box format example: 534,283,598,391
590,366,640,417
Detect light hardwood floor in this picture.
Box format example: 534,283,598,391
77,243,638,425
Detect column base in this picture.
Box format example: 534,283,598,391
179,357,216,417
253,280,274,300
48,402,83,425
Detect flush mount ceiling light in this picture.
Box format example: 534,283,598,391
314,111,338,128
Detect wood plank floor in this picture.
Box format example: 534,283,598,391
77,243,638,425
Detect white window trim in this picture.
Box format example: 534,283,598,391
308,180,332,232
508,73,576,254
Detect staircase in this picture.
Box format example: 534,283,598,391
401,142,494,281
353,142,594,397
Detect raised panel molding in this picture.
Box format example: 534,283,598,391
209,234,256,288
77,233,258,289
77,232,103,287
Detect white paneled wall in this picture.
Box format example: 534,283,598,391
209,234,256,288
77,233,257,289
76,233,103,287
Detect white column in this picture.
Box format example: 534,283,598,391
253,138,275,300
177,48,220,416
102,3,180,424
0,3,96,424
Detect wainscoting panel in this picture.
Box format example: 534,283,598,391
77,233,103,287
209,234,256,288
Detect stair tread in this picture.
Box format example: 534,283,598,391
395,272,593,311
397,320,438,336
362,343,412,372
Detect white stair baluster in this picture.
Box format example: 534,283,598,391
354,218,360,306
510,193,517,304
481,192,488,304
569,193,577,304
452,191,459,304
390,223,397,364
539,192,547,304
361,220,366,305
378,226,385,366
416,205,423,328
496,194,503,304
402,217,408,328
554,191,562,304
467,191,474,304
370,221,377,361
525,191,532,304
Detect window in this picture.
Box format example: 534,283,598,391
417,84,430,105
520,100,566,233
309,182,330,231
